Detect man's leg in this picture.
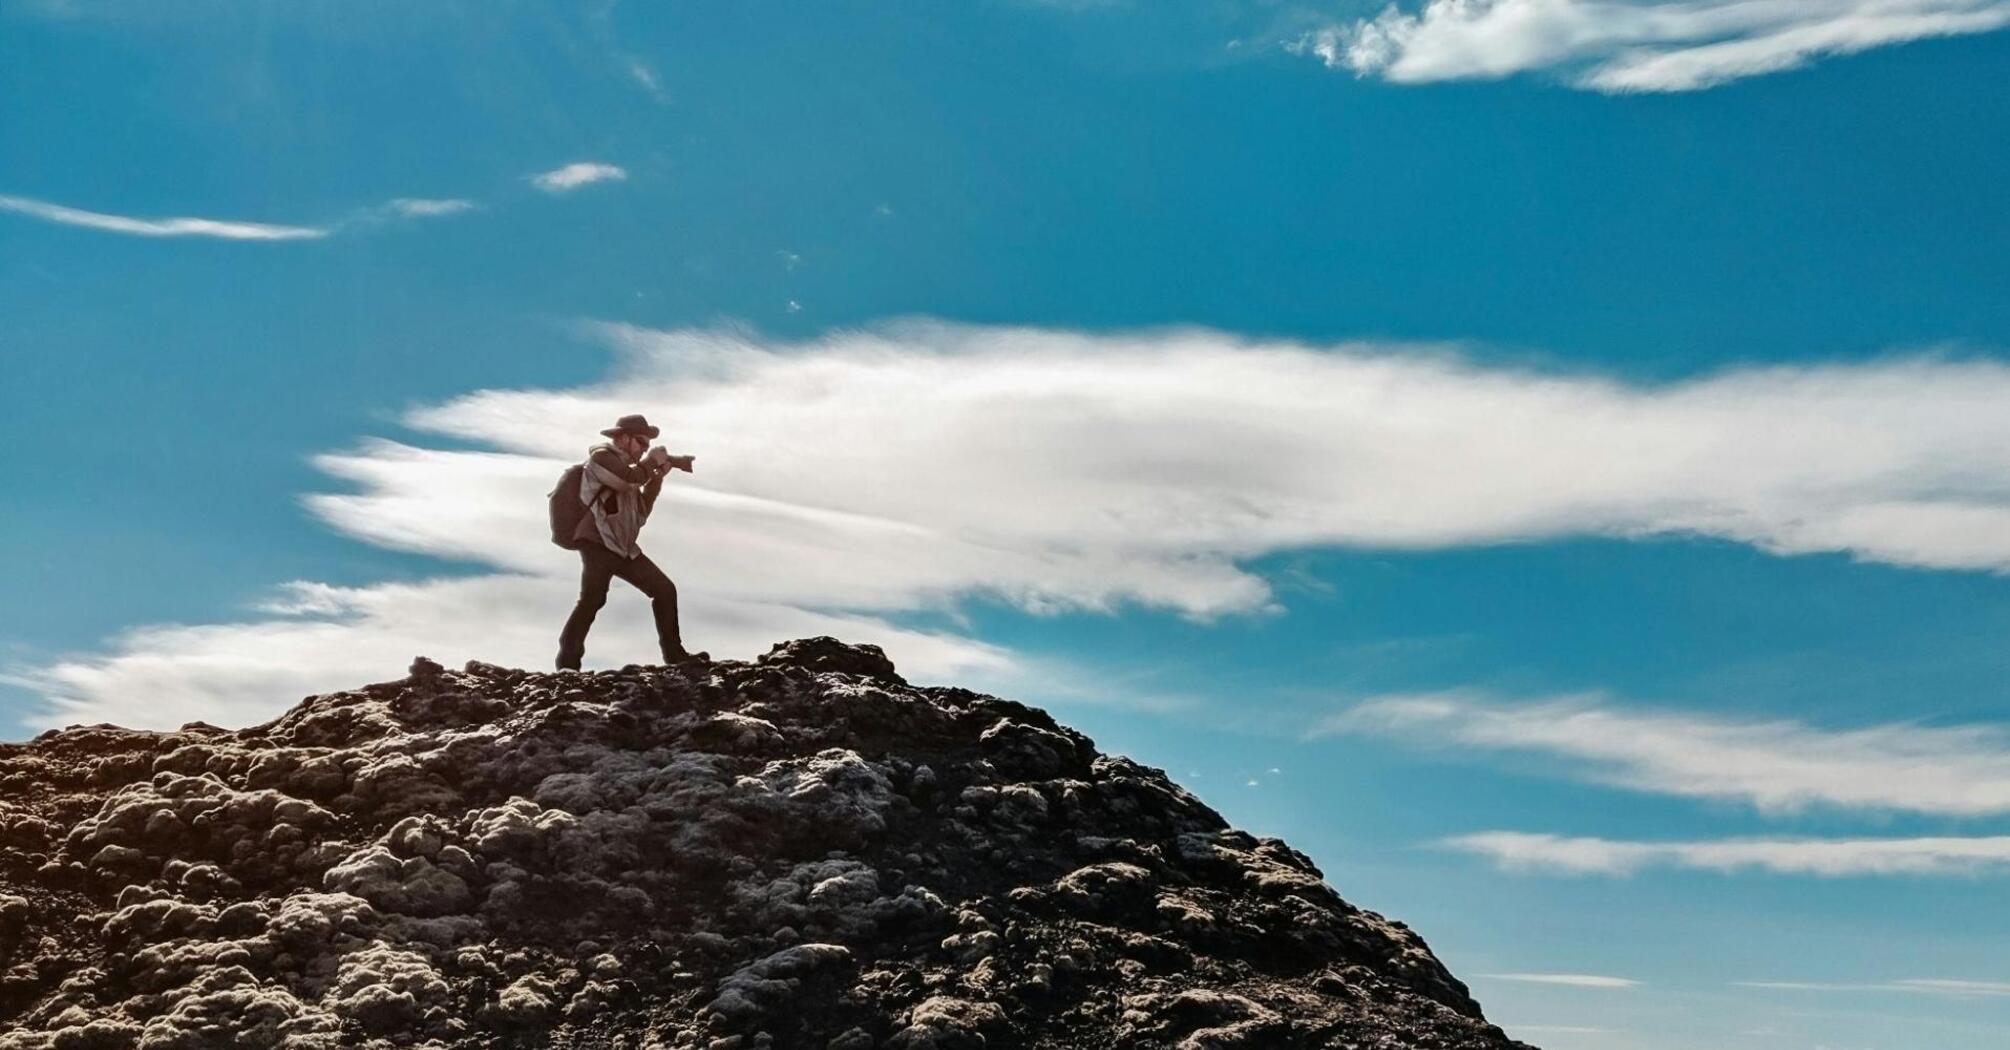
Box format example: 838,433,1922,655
556,545,617,669
610,552,684,661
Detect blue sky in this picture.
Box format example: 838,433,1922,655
5,3,2010,1047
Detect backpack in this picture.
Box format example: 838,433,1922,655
547,463,588,549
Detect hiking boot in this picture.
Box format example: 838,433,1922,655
664,648,709,665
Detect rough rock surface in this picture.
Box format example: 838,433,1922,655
0,637,1533,1049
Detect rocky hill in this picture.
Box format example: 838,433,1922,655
0,638,1532,1050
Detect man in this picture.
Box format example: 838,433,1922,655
556,414,699,670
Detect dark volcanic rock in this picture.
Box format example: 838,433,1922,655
0,638,1532,1050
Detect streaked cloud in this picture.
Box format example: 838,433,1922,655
0,193,328,241
0,192,484,242
532,162,629,193
625,59,671,104
1447,831,2010,876
26,322,2010,728
11,575,1010,733
1480,973,1641,988
1321,693,2010,816
380,197,478,219
1302,0,2010,93
1737,978,2010,997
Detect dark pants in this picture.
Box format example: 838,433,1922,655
557,542,681,669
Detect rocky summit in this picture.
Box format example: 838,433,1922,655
0,638,1532,1050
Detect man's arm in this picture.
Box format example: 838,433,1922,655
587,446,666,488
640,469,666,517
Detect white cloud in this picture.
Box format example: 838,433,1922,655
1321,693,2010,816
531,162,629,193
625,59,671,104
1737,978,2010,997
0,192,486,242
1306,0,2010,93
381,198,477,219
26,322,2010,729
1447,831,2010,875
0,193,328,240
1481,973,1641,988
15,575,1010,732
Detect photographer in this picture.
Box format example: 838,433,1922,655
555,414,698,669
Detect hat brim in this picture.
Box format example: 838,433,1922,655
601,426,660,439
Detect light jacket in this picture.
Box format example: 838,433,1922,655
572,443,667,559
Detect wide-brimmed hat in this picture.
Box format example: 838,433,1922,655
600,413,660,439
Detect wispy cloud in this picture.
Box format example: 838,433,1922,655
11,575,1008,733
1301,0,2010,93
1481,973,1641,988
0,192,482,242
379,197,478,219
625,59,672,104
27,323,2010,728
1738,978,2010,997
1447,831,2010,876
531,162,628,193
1321,693,2010,816
0,193,329,241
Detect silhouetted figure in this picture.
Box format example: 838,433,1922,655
554,414,698,669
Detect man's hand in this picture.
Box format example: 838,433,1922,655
645,447,694,473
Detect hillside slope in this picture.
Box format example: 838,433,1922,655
0,638,1532,1049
